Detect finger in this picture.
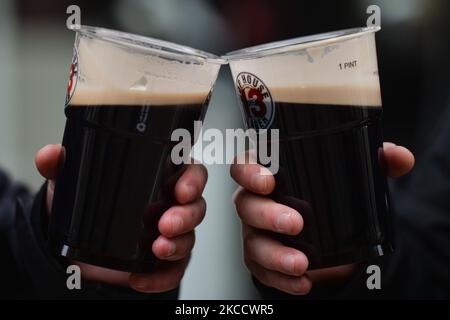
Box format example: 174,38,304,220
76,262,130,287
175,164,208,204
306,263,360,287
129,257,189,293
245,258,312,295
230,161,275,195
234,188,303,235
382,142,415,178
244,230,308,276
158,197,206,237
152,232,195,261
241,222,252,239
46,180,55,215
35,144,64,179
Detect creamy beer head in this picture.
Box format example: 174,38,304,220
226,26,381,108
67,26,223,107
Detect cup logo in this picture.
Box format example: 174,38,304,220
65,48,79,106
236,72,274,130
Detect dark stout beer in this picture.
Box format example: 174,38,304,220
50,91,208,272
265,88,391,269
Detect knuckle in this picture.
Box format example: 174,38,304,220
192,163,208,185
198,197,207,217
243,231,258,256
230,162,239,180
243,257,252,271
201,164,208,182
188,231,196,249
232,188,244,206
177,233,195,257
233,190,249,220
260,205,275,230
267,251,283,270
183,205,195,227
270,250,283,271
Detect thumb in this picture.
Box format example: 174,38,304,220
35,144,64,214
35,144,64,179
382,142,415,178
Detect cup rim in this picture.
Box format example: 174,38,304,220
223,26,381,61
71,25,228,65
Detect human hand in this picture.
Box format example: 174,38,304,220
231,142,414,295
35,144,207,293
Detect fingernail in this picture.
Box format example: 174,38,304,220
165,242,176,257
251,174,266,191
275,212,292,233
185,184,197,200
281,254,296,273
292,277,309,294
292,279,304,293
130,275,147,290
171,215,184,234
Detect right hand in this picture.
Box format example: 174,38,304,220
231,142,415,295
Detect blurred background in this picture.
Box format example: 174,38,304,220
0,0,449,299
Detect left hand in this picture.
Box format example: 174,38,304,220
36,144,208,293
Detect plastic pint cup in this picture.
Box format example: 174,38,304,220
225,27,392,269
50,26,224,272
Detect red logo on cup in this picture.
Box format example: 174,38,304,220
236,72,274,130
65,48,79,106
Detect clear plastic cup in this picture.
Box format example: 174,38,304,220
50,26,225,272
225,26,392,269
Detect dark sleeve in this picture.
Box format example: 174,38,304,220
256,107,450,300
0,172,178,299
372,106,450,299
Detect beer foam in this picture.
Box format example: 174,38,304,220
229,32,382,107
69,31,219,106
270,84,381,106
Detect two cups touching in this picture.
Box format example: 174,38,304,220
49,26,390,274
